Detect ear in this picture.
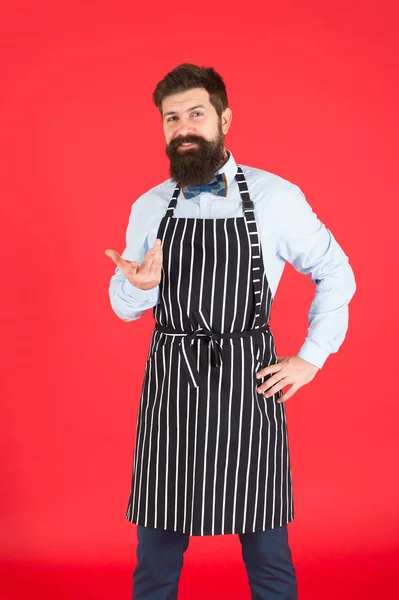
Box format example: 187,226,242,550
221,107,233,135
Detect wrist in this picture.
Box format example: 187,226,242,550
123,279,158,301
297,340,329,370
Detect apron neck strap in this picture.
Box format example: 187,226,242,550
165,166,253,216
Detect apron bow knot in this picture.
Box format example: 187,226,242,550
179,310,224,389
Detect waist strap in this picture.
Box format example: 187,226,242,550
155,308,270,389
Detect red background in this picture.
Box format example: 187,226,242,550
1,1,398,598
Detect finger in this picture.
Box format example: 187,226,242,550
263,378,289,398
139,246,158,275
257,373,285,394
256,361,283,379
149,243,163,275
277,383,300,403
141,239,163,274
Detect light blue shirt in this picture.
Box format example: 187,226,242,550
108,150,356,369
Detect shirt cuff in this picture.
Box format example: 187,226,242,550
122,279,158,303
297,340,330,370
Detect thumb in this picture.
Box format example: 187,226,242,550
105,249,129,267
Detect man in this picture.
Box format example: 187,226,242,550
106,63,356,600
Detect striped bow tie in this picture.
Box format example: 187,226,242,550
182,173,227,199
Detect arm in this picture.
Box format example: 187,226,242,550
255,183,356,403
108,200,160,322
275,184,356,368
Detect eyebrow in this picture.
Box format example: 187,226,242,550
163,104,206,118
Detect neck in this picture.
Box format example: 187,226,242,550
216,149,229,172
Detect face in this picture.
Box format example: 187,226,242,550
162,87,232,187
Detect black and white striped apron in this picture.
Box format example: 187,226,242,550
125,166,294,536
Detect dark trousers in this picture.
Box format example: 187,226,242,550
132,524,298,599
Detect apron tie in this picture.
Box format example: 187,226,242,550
180,323,224,389
178,307,221,388
155,308,270,390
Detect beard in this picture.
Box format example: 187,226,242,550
165,122,227,187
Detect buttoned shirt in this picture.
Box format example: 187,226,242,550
108,150,356,369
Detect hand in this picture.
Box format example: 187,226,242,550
255,356,319,403
105,239,163,290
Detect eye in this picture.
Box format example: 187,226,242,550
165,112,202,122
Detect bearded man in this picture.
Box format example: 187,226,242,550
105,63,356,600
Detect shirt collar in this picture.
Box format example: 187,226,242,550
215,149,237,189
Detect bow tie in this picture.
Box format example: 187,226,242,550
182,173,227,199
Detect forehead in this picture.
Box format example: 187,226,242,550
161,87,213,115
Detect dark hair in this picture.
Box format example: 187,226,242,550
153,63,228,118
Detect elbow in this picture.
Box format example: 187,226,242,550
347,263,357,302
312,261,357,305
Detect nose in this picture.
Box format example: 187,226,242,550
173,117,195,140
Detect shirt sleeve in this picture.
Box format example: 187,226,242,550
272,184,356,368
108,199,160,322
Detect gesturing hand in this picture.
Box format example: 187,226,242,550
255,356,319,403
105,239,163,291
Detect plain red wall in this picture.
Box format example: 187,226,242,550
1,1,398,598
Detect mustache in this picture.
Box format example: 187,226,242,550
168,135,206,150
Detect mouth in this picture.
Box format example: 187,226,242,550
178,142,197,149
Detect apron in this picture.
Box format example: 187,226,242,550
125,166,294,536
